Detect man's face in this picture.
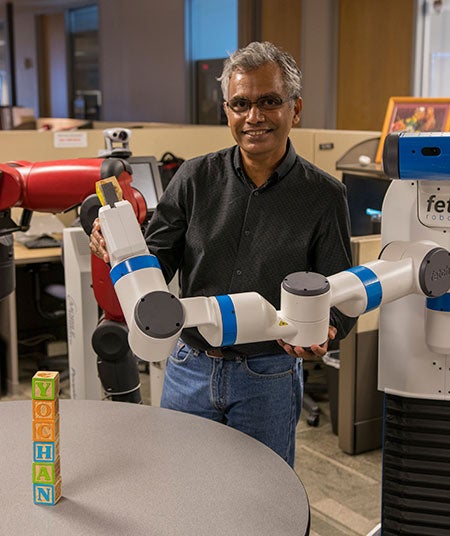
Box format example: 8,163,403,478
224,63,302,164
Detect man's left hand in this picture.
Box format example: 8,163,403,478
278,326,337,360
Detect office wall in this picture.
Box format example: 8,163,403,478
239,0,416,132
299,0,338,129
336,0,415,131
8,0,416,130
98,0,189,123
12,7,40,113
37,12,69,118
10,0,188,123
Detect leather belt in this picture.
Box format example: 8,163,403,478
205,348,225,358
204,348,246,361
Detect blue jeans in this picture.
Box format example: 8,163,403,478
160,340,303,468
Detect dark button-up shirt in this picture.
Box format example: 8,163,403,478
145,139,355,355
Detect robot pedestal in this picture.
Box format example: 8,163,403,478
382,394,450,535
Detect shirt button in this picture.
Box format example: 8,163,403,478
236,269,242,276
253,191,259,196
244,230,250,236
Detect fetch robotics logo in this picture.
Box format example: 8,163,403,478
419,183,450,228
425,194,450,219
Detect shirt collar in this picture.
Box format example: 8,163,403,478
233,138,296,187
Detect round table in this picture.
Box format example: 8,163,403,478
0,400,310,535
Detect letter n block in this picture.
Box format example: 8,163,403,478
33,478,62,505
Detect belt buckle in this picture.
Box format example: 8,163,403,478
205,348,223,358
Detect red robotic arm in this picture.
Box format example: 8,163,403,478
0,157,146,213
0,157,147,321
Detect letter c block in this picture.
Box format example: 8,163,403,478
32,417,59,442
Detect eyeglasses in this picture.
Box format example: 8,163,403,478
226,94,291,114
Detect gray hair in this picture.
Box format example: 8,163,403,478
218,41,302,102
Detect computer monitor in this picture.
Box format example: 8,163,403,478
128,156,164,215
342,173,392,236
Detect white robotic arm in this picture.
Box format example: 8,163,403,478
98,132,450,536
97,180,450,363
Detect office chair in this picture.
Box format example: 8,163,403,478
34,278,66,321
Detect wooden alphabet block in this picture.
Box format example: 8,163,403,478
32,399,59,420
33,439,59,463
33,478,62,505
32,416,59,442
32,458,60,484
32,371,59,400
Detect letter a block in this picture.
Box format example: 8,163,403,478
32,371,62,505
32,458,61,484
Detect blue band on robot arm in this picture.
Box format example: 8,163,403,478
110,255,161,285
215,295,237,346
426,293,450,311
346,266,382,312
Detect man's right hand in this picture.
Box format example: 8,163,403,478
89,218,110,263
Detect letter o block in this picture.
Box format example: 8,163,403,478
33,399,59,420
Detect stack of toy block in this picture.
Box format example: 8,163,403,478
32,371,62,505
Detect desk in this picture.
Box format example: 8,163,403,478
0,242,62,394
13,240,62,265
0,400,310,535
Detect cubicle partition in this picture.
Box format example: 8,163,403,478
339,235,384,455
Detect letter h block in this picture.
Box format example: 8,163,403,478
32,371,62,505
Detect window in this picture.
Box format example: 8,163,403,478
187,0,237,61
186,0,238,124
415,0,450,96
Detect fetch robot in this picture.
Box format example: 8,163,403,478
97,131,450,536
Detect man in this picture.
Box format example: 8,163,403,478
90,41,354,468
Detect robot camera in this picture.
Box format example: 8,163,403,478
103,128,131,143
421,146,441,157
101,128,132,158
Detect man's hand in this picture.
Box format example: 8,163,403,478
278,326,337,360
89,218,110,263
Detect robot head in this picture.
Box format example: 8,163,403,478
383,131,450,181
